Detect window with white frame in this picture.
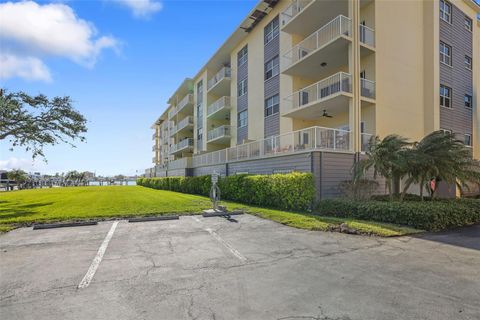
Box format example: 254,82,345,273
441,128,453,135
465,55,472,70
440,0,452,23
238,78,248,97
464,134,472,146
264,16,279,44
465,16,473,32
265,56,279,80
238,45,248,67
264,94,279,117
464,94,472,108
440,42,452,66
238,110,248,128
197,128,203,141
440,85,452,108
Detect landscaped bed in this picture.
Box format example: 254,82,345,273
0,186,421,237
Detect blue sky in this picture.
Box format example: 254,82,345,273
0,0,256,176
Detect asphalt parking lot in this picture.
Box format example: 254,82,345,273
1,214,479,320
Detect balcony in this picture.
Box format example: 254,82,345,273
152,132,157,140
167,157,192,170
176,93,194,115
168,107,176,119
207,67,231,96
174,116,194,134
361,78,376,100
283,72,352,119
152,156,156,164
207,125,231,144
170,138,194,155
207,96,231,120
282,15,351,78
193,149,227,167
191,126,352,167
169,124,177,137
360,24,375,48
281,0,349,37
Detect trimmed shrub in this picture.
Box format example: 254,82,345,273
316,198,480,231
137,172,315,211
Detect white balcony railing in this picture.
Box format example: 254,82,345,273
207,96,231,117
207,67,231,91
193,126,351,167
175,116,194,133
361,78,376,99
167,157,192,170
282,15,351,70
207,125,231,142
283,72,352,114
170,138,194,154
193,149,227,167
176,93,194,114
360,24,375,47
280,0,313,27
168,107,176,119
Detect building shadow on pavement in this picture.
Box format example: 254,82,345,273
414,224,480,251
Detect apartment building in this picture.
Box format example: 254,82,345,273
147,0,480,198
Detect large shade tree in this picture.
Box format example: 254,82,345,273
0,89,88,160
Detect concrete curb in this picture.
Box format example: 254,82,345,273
202,211,244,218
33,221,98,230
128,215,179,223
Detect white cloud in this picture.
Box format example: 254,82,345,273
0,157,35,171
0,53,52,82
0,1,119,81
115,0,162,18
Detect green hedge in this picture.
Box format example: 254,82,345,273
316,198,480,231
137,172,315,211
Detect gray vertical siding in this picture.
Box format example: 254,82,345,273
227,153,312,175
264,16,280,138
439,3,473,139
264,113,280,138
320,152,355,198
192,164,227,177
237,46,248,144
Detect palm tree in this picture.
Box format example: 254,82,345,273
401,131,480,200
353,134,411,199
7,169,28,190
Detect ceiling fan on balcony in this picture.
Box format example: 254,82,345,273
321,109,333,118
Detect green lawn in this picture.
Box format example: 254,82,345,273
0,186,421,236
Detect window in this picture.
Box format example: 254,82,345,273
197,128,203,141
238,110,248,128
464,94,472,108
264,16,279,44
464,134,472,146
264,94,280,117
465,16,473,32
465,55,472,70
238,78,248,97
265,56,279,80
238,45,248,67
440,85,451,108
440,0,452,23
440,42,451,66
197,103,203,119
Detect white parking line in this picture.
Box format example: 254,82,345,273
78,221,118,289
205,228,247,262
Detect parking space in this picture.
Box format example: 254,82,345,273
1,215,479,320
